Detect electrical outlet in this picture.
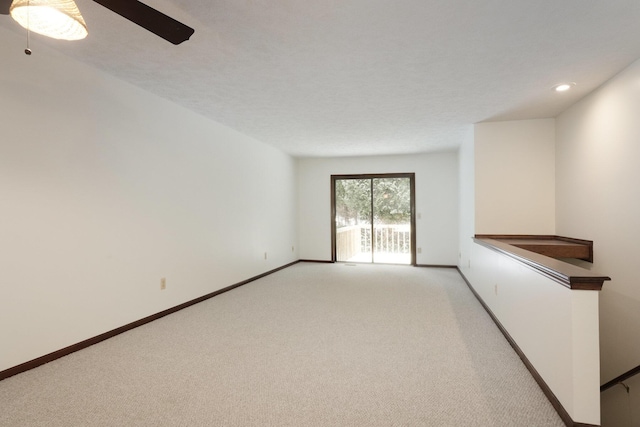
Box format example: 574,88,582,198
292,246,295,252
264,252,267,260
494,284,498,295
160,277,166,290
417,247,422,254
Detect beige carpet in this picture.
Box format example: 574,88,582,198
0,263,564,426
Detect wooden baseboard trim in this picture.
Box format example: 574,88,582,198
298,260,457,268
455,267,600,427
0,260,300,382
415,264,457,268
298,259,334,263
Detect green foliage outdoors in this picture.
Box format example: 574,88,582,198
335,178,411,227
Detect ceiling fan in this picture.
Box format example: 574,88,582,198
0,0,194,45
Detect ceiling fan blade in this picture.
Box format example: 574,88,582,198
92,0,194,45
1,0,12,15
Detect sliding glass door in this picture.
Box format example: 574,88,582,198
332,174,415,265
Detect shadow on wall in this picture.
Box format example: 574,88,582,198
600,289,640,427
600,288,640,379
601,374,639,427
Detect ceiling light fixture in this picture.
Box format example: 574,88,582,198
554,82,576,92
10,0,88,41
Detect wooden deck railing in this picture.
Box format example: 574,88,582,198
336,224,410,261
336,225,361,261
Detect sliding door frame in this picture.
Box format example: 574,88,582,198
331,173,416,265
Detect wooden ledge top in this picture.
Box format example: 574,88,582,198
474,235,610,291
475,234,593,262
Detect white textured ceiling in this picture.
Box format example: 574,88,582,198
2,0,640,157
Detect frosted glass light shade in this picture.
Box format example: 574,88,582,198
10,0,88,41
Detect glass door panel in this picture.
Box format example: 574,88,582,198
372,177,412,264
335,178,372,262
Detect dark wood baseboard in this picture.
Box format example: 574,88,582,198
0,260,300,382
298,259,334,263
415,264,457,268
456,267,600,427
299,260,458,268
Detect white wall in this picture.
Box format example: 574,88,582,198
458,127,475,276
556,58,640,426
0,27,297,373
297,152,459,265
475,119,556,234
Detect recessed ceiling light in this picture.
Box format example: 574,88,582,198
554,82,576,92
